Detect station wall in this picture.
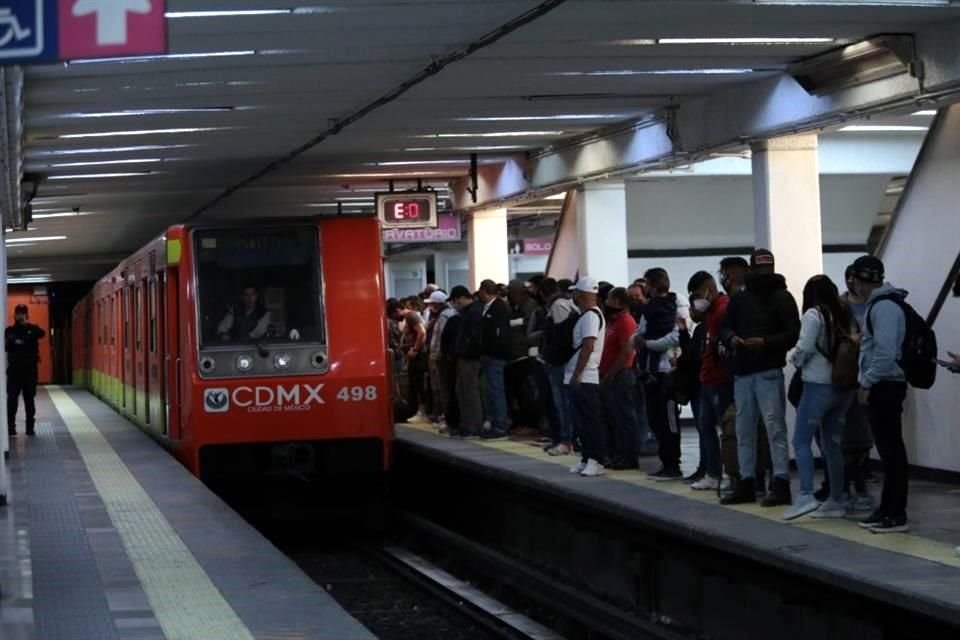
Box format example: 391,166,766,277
6,287,54,385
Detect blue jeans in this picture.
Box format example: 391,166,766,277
793,382,852,498
600,369,639,460
569,383,607,463
546,364,573,443
699,384,733,479
481,357,508,433
734,369,789,481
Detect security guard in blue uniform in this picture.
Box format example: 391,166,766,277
6,304,45,436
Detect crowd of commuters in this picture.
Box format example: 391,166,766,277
387,250,956,541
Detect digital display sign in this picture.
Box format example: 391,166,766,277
376,192,438,229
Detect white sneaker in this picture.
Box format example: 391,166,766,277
691,475,720,491
810,498,846,519
580,459,606,477
719,476,732,492
407,411,430,424
569,461,587,474
782,493,820,521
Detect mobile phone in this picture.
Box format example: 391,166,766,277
936,359,959,370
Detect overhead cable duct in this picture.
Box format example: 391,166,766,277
789,35,919,96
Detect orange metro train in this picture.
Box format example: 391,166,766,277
71,217,393,482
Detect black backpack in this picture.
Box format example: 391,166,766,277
542,308,603,366
866,294,937,390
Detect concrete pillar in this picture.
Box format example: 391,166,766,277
467,208,508,291
751,134,823,297
575,180,630,285
0,227,7,505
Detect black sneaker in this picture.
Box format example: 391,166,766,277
649,467,683,482
481,430,508,441
857,508,886,529
608,458,640,471
813,486,829,502
684,469,706,484
720,477,756,505
869,515,909,534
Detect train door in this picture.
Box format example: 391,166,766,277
148,275,165,434
122,287,130,414
164,269,182,441
135,280,147,425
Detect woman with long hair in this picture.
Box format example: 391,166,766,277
783,275,856,521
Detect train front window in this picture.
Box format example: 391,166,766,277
194,227,324,348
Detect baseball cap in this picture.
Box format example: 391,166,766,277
851,255,885,284
427,290,448,304
570,276,599,293
14,304,28,314
750,249,775,268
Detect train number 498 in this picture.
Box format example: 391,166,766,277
336,386,378,402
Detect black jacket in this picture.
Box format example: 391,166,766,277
720,273,800,375
6,323,45,371
481,298,511,360
456,300,484,360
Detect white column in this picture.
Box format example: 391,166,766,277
467,208,508,291
751,134,823,297
0,227,7,505
575,180,630,285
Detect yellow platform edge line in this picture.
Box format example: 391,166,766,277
47,386,257,640
402,424,960,569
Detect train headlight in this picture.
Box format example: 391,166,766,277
235,354,254,372
311,351,328,370
273,352,292,370
199,356,216,374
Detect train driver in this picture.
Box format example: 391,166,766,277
217,285,271,342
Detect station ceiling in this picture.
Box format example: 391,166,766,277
12,0,960,282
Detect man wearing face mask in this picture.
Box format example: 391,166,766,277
719,257,749,296
600,287,641,469
687,272,732,491
6,304,46,437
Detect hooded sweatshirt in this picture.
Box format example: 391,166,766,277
858,283,907,388
720,272,800,376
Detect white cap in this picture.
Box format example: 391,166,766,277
570,276,599,293
427,290,448,304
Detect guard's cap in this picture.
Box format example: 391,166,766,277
14,304,28,314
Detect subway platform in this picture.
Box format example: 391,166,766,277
0,387,374,640
395,423,960,636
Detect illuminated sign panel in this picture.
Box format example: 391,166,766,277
376,192,438,229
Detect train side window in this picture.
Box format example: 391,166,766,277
148,278,157,354
110,296,116,346
123,288,130,351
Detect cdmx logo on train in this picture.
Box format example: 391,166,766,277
203,384,326,413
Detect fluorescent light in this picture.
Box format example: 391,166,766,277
457,114,623,122
414,131,564,139
30,144,193,156
69,51,256,64
31,211,98,219
336,197,375,202
551,69,755,76
545,194,568,201
48,172,154,180
403,145,528,152
6,236,67,244
7,277,53,284
372,160,467,166
59,107,239,119
754,1,947,5
49,158,163,168
838,125,929,132
912,109,937,116
166,10,291,18
59,128,225,139
9,268,44,273
324,171,454,179
658,37,835,45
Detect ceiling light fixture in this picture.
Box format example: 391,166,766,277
69,51,256,64
658,37,836,45
7,277,53,284
58,128,225,139
753,1,948,6
457,114,624,122
59,107,239,118
31,211,97,219
30,144,194,156
414,131,564,139
49,158,164,168
372,160,468,166
165,9,292,18
48,172,155,180
5,236,67,244
838,125,929,132
911,109,938,116
403,145,529,152
551,69,756,76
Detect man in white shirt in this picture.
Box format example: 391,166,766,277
565,277,607,477
218,286,270,342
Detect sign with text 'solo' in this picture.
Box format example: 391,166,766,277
0,0,166,64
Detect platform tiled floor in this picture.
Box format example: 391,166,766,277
0,387,376,640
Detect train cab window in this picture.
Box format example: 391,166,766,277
194,227,324,347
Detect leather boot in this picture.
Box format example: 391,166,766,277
25,421,35,436
761,476,792,507
720,476,755,505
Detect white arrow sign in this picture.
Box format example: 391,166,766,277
72,0,151,46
